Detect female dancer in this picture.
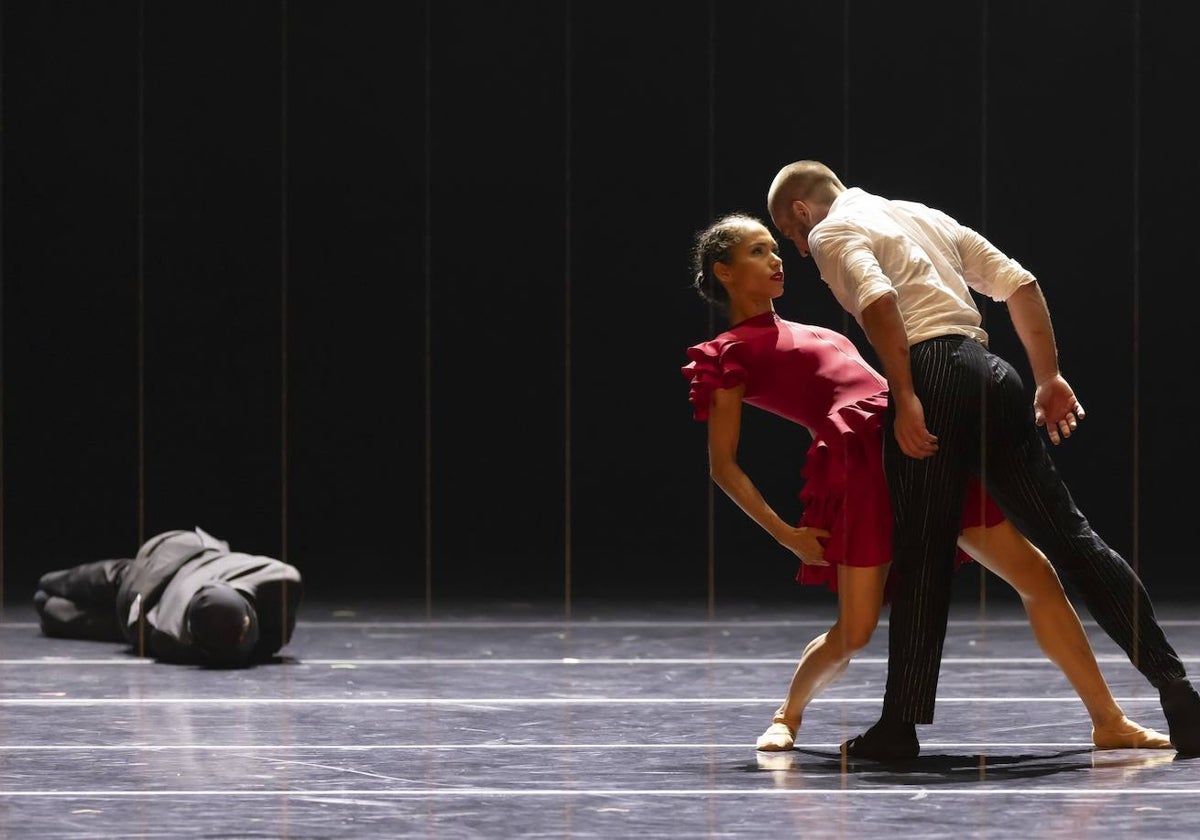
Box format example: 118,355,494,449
682,213,1168,752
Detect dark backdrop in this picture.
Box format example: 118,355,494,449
3,1,1198,609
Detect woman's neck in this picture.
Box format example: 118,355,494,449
729,303,774,325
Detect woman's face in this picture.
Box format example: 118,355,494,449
718,222,785,305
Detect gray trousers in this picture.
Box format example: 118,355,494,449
34,558,129,642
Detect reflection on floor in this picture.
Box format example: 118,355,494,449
1,597,1197,838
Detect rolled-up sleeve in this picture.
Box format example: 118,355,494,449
955,224,1036,302
810,220,898,319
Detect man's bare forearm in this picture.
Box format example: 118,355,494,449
860,294,915,399
1005,281,1060,385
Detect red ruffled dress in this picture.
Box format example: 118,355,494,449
682,311,1001,595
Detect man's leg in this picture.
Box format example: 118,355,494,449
981,352,1200,754
844,337,980,759
34,559,128,641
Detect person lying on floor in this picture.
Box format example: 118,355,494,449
33,526,303,668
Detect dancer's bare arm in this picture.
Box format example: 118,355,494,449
859,293,936,459
1005,281,1085,445
706,385,829,566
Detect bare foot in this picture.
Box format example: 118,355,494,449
756,722,796,751
1092,715,1172,750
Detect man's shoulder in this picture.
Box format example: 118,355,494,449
809,212,869,252
891,197,960,227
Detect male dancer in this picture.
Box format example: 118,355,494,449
767,159,1200,759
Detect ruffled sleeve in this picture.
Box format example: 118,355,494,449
681,338,749,421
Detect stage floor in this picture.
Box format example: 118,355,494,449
1,596,1197,838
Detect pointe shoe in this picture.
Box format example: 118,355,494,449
756,722,796,751
1160,678,1200,756
1091,715,1172,750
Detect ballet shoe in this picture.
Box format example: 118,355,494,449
1159,678,1200,756
755,722,796,752
840,719,919,761
1091,715,1172,750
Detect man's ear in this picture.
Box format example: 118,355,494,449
791,199,811,226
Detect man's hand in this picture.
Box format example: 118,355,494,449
777,526,832,567
894,394,939,459
1034,374,1085,445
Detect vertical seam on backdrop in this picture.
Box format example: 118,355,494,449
424,0,434,618
841,1,852,339
563,1,574,620
137,0,146,549
705,0,716,618
280,0,290,566
977,0,990,605
1131,0,1142,658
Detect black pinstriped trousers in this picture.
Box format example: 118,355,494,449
880,334,1186,724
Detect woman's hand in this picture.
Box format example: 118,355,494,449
777,525,831,566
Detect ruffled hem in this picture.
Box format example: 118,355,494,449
794,413,893,596
791,406,998,599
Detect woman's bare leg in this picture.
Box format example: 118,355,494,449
757,564,890,751
959,521,1170,749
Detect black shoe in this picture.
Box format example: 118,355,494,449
1160,678,1200,756
840,719,919,761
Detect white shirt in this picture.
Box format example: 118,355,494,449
807,187,1035,346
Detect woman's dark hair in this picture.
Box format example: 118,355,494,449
690,213,764,318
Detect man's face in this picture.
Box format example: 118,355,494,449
770,201,815,259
